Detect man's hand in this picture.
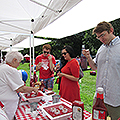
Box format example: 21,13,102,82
82,49,97,70
16,86,39,94
57,71,63,77
32,87,39,95
82,49,90,59
48,55,52,61
36,62,42,70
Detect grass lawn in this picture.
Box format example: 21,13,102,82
17,63,97,113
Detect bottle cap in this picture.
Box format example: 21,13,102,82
82,45,85,49
97,87,103,94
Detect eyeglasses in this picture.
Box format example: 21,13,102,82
62,52,67,55
43,51,49,54
96,32,107,39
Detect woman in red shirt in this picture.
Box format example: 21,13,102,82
57,45,81,103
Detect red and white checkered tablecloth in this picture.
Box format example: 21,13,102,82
15,95,91,120
60,98,91,120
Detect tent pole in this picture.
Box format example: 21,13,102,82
10,39,12,51
1,50,2,62
31,32,34,74
29,35,32,82
31,19,35,80
10,45,12,51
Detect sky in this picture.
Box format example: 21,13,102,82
35,0,120,38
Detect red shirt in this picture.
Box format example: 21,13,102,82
59,58,81,103
35,54,56,79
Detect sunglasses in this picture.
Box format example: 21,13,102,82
43,51,49,54
62,52,67,55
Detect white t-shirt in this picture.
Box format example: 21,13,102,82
0,64,24,120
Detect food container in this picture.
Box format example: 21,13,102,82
41,101,72,120
52,95,60,103
21,91,46,103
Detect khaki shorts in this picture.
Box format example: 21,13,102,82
105,103,120,120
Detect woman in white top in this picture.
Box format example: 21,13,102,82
0,51,38,120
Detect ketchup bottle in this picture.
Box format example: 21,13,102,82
72,100,84,120
92,87,107,120
40,80,45,93
33,71,38,83
30,71,38,87
30,75,34,87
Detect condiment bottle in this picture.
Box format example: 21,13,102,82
72,100,84,120
81,45,87,70
30,71,38,87
30,75,34,87
92,87,107,120
40,80,45,93
33,71,38,83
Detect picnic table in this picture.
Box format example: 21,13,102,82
15,91,92,120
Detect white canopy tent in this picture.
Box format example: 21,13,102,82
0,0,82,51
0,0,82,48
13,37,51,48
1,37,51,68
0,0,81,34
0,0,82,76
35,0,120,38
1,48,24,52
0,32,28,50
0,0,82,55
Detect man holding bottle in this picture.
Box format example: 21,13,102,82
82,21,120,119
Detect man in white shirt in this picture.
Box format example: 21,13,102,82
82,21,120,119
